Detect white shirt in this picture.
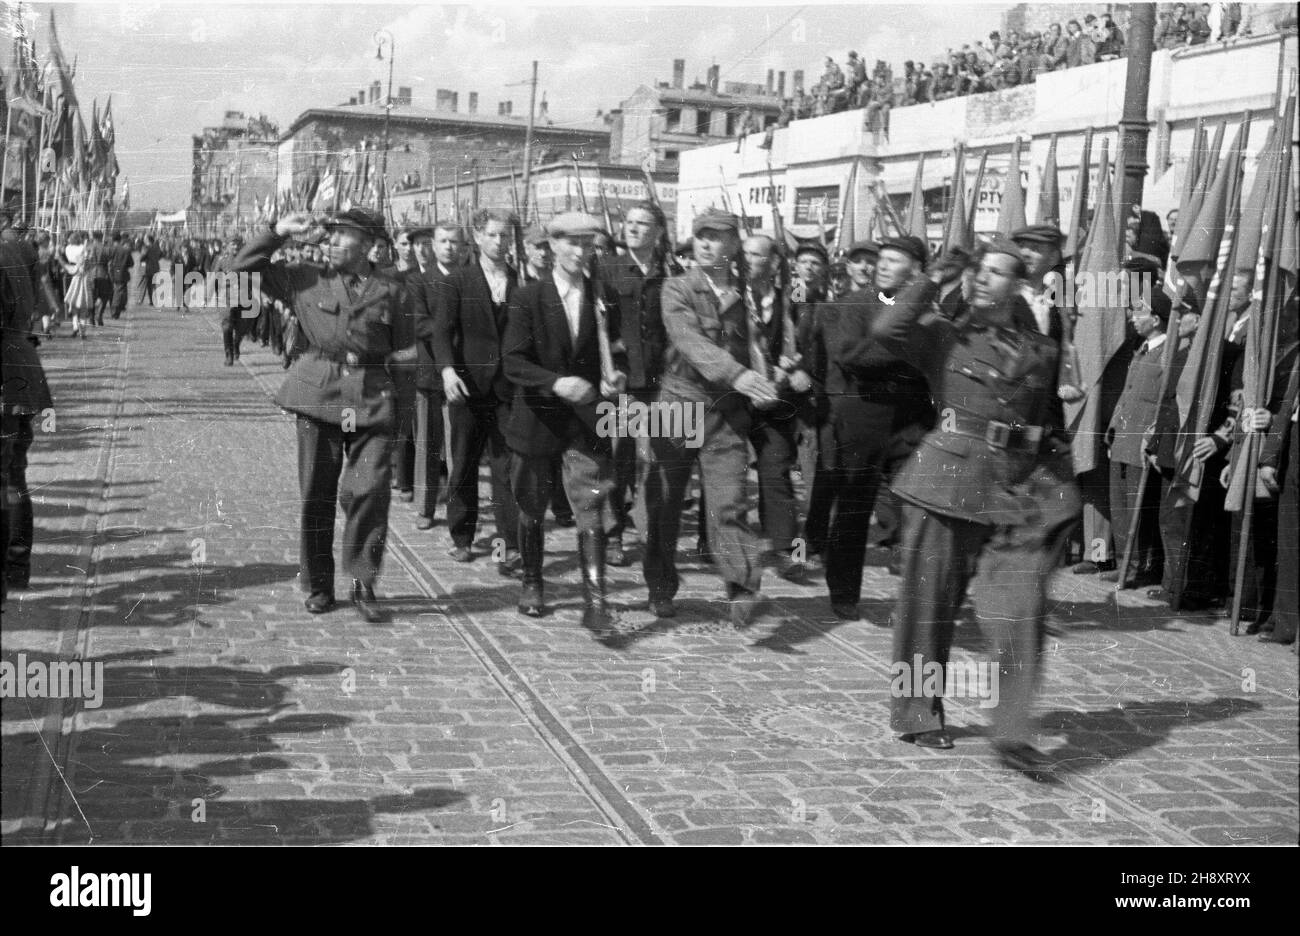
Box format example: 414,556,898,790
1021,283,1052,335
553,270,584,340
1141,332,1167,356
480,257,509,304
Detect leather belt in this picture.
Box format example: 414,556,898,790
946,411,1044,452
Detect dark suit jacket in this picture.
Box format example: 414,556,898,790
503,276,611,458
427,262,518,402
403,264,451,393
601,254,666,390
1107,336,1167,467
108,244,134,283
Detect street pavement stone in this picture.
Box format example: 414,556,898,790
2,300,1297,846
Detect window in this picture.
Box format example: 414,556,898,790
695,109,711,135
665,108,682,132
725,112,737,136
663,150,680,163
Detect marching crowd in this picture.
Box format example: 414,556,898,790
3,181,1296,770
778,3,1250,132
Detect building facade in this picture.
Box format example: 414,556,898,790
677,30,1297,247
608,60,785,171
190,111,280,228
275,92,611,210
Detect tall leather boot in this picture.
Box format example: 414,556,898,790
578,530,614,633
517,520,545,617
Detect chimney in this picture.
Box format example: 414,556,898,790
706,64,720,94
672,59,685,89
359,89,366,105
468,92,478,114
371,80,382,103
777,71,786,97
793,70,804,95
766,69,774,94
348,96,356,106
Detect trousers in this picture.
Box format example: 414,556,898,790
296,415,394,594
445,396,518,551
511,443,612,534
643,396,762,601
890,502,1077,743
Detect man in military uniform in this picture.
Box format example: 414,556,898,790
808,235,931,618
235,208,418,622
427,208,521,573
870,242,1080,775
648,209,778,625
503,212,625,630
214,236,254,366
601,200,669,567
1,203,54,597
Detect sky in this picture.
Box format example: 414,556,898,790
7,1,1013,208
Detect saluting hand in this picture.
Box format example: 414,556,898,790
275,212,316,238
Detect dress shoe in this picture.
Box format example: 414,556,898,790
224,353,234,366
304,591,336,614
777,557,808,584
1072,560,1103,575
899,730,954,750
351,580,385,623
831,602,860,621
728,589,765,628
415,515,435,531
497,549,522,578
398,489,414,503
447,546,473,563
1259,631,1296,645
993,741,1055,779
517,583,545,617
553,514,576,529
607,537,630,567
650,599,676,618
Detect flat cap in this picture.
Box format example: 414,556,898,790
324,208,387,242
692,208,741,237
878,234,929,264
547,212,603,238
794,240,829,262
523,224,549,246
847,239,880,258
1011,223,1066,246
404,225,435,241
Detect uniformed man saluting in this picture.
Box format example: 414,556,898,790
867,241,1080,777
236,209,419,623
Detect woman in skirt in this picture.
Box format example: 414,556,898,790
61,232,93,338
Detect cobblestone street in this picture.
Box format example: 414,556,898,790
3,302,1297,846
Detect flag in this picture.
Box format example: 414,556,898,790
120,177,129,210
906,154,927,241
965,149,988,237
1161,119,1208,299
1037,135,1060,227
996,136,1027,236
1224,94,1297,512
312,159,339,212
1064,128,1093,261
940,144,969,253
1172,114,1252,498
1064,136,1126,476
835,158,858,255
89,99,107,185
101,96,119,192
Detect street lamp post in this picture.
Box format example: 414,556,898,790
374,29,395,217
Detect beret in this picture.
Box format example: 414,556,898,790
1011,223,1066,246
